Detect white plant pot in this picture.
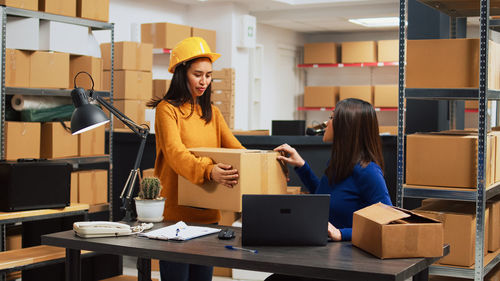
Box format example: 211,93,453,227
135,197,166,222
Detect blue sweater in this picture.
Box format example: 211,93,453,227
295,161,392,241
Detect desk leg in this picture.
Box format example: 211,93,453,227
66,248,81,281
413,268,429,281
137,257,151,281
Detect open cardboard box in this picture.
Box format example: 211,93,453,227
352,202,444,259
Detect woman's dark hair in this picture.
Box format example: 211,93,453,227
325,98,384,184
147,57,213,123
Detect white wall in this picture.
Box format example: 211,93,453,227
94,0,188,44
92,0,307,131
256,24,306,129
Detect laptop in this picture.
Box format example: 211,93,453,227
242,194,330,246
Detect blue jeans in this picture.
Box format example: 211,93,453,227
159,260,213,281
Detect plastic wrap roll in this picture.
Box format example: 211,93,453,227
11,95,72,111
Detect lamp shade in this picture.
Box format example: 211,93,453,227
70,87,109,135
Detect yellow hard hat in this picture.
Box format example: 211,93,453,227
168,37,220,73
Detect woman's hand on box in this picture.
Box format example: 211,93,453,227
274,144,305,168
328,222,341,242
211,163,239,188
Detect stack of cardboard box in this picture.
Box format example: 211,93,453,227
101,41,153,130
141,22,191,50
212,68,235,129
0,0,109,22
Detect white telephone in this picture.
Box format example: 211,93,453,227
73,221,132,238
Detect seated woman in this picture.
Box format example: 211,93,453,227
268,98,392,280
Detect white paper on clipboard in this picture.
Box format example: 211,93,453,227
138,221,221,241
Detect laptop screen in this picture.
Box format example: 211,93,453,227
242,194,330,246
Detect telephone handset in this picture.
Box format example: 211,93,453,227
73,221,132,238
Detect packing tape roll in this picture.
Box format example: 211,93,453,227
11,95,72,111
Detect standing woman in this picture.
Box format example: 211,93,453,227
147,37,244,281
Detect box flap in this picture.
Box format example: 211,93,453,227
354,203,410,225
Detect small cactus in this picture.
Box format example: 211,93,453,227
138,177,162,200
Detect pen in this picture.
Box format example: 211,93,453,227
225,245,258,254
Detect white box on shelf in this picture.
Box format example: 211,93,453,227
6,17,39,50
39,20,88,55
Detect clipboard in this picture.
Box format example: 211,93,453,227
138,221,221,241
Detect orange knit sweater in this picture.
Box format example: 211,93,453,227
153,100,244,224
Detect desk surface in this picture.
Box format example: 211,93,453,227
0,203,89,224
42,223,447,281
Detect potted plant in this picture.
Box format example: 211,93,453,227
134,177,165,222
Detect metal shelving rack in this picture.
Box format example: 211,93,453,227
397,0,500,280
0,7,115,279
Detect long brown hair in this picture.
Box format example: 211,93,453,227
325,98,384,184
146,57,213,123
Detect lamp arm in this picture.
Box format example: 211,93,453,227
90,92,148,138
87,91,150,222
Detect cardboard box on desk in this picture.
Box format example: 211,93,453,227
352,202,444,259
40,121,78,159
5,121,40,160
414,200,489,267
0,0,37,10
141,22,191,50
406,132,496,188
377,40,398,62
178,148,287,212
6,49,30,88
304,42,337,64
70,55,103,91
341,41,377,63
339,86,373,104
77,0,109,22
30,51,69,89
406,39,500,89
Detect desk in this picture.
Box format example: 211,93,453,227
42,223,448,281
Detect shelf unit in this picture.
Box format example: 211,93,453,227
0,6,114,281
396,0,500,280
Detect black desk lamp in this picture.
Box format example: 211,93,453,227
70,71,150,222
